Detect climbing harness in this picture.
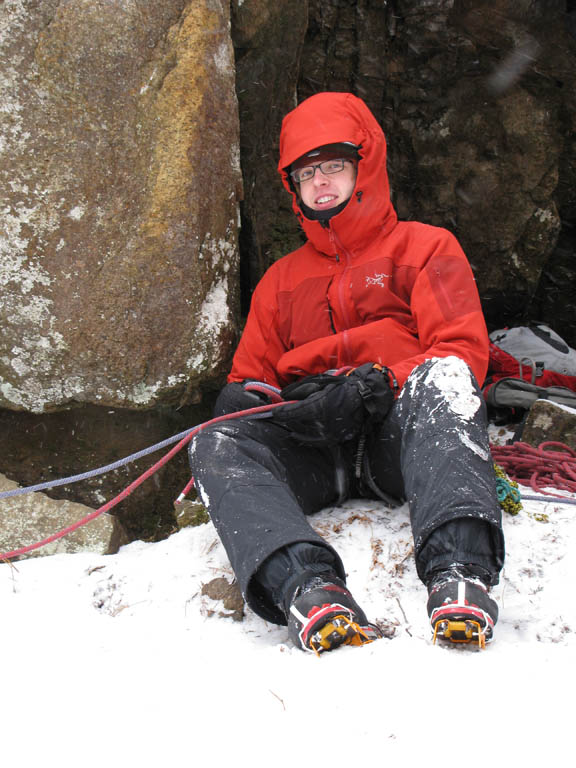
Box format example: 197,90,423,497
243,380,284,403
0,367,395,560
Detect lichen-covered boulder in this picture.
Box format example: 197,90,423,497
0,473,125,558
521,400,576,448
0,0,242,413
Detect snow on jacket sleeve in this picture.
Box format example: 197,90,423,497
228,263,286,389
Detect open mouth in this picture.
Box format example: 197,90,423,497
314,194,338,207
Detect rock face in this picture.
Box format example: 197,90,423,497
0,0,242,413
0,402,211,544
375,0,572,334
231,0,308,300
0,473,125,558
521,400,576,448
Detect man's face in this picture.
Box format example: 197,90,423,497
295,157,357,212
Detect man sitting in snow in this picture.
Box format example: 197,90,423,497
189,92,504,653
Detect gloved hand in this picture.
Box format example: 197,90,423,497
346,362,397,422
213,381,276,417
275,376,363,444
273,364,396,444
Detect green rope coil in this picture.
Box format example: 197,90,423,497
494,463,522,516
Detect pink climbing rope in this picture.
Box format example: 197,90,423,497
0,401,289,562
491,441,576,497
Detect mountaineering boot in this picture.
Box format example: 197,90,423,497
287,575,381,654
427,566,499,649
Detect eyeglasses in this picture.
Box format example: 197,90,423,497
290,158,353,183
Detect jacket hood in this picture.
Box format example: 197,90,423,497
278,92,397,254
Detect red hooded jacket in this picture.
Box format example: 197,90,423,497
229,92,489,391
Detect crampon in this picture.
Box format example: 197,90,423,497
287,577,382,655
296,603,382,655
427,573,498,650
431,608,494,650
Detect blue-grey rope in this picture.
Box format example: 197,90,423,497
0,425,197,500
520,492,576,507
2,403,575,509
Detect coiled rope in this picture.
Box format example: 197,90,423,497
491,441,576,505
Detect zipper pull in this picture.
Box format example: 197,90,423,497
328,228,340,262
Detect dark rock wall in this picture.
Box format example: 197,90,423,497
0,399,216,543
232,0,309,303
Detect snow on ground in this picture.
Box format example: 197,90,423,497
2,479,576,766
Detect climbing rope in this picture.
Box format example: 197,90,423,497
0,400,288,562
490,441,576,502
0,426,202,501
2,397,575,561
493,463,522,515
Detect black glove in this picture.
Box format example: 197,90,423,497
273,364,396,444
346,362,397,422
213,381,273,417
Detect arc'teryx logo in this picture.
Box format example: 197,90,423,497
365,272,389,288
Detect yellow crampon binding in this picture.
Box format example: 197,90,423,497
432,618,487,650
309,615,378,656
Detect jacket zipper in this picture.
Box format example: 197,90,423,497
326,294,337,334
328,227,353,360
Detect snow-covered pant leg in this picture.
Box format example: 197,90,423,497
366,356,505,585
188,417,347,624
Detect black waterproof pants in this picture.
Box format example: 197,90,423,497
189,357,505,624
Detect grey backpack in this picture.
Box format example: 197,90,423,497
483,324,576,412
